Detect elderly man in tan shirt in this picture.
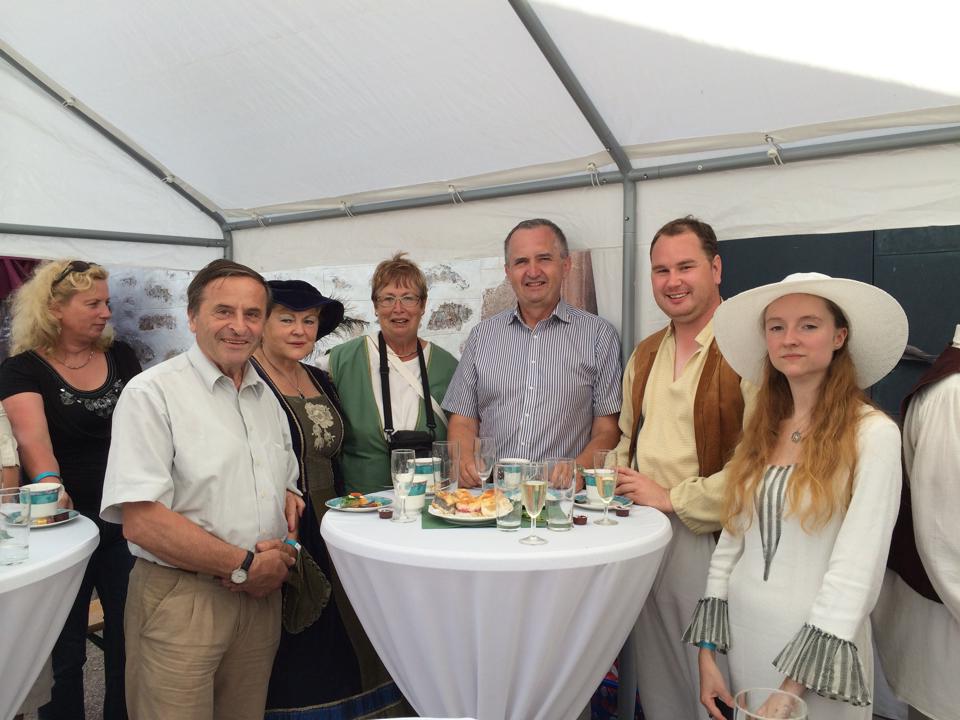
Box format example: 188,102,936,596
614,217,755,720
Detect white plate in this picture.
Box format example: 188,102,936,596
32,509,80,528
325,494,393,512
573,494,633,511
427,504,495,525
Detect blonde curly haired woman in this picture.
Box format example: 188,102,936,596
0,260,141,720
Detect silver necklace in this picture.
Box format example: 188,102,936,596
261,352,304,399
53,349,95,370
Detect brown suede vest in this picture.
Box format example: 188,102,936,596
627,326,745,477
887,345,960,604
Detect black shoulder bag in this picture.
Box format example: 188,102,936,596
378,332,436,457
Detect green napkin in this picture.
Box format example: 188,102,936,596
418,504,548,529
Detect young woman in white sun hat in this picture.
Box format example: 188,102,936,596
682,272,908,720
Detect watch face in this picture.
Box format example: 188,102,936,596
230,568,248,584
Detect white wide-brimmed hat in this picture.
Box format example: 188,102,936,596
713,272,908,389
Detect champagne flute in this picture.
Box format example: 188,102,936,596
734,688,807,719
474,436,497,491
519,462,548,545
390,449,417,523
593,449,618,526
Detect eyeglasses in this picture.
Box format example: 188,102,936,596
52,260,99,288
375,294,421,310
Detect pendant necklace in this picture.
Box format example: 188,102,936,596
53,349,95,370
261,352,304,399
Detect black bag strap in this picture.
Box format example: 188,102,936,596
377,332,436,437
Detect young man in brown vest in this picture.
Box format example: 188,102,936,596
614,216,754,720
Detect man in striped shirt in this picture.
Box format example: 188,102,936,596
442,218,622,486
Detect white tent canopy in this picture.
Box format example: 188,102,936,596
2,0,959,343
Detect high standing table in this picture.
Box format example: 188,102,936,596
0,515,98,718
322,501,671,720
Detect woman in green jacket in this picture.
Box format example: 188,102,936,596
329,252,457,494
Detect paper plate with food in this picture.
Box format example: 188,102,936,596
325,492,393,512
428,488,509,525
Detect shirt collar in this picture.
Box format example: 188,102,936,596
665,317,716,348
509,298,571,326
186,343,265,396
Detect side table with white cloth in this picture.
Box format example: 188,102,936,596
0,515,99,718
322,500,671,720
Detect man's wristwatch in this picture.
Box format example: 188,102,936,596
230,550,255,584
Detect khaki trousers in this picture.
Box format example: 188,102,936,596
125,559,281,720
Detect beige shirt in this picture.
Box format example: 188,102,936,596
614,320,755,534
101,343,299,566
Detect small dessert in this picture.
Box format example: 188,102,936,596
341,492,381,509
378,508,393,519
573,515,587,525
615,507,630,517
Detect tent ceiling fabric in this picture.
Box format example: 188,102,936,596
2,0,960,227
531,1,960,162
1,0,607,219
0,60,222,238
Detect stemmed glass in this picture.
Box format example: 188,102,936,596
474,437,497,490
390,449,417,523
734,688,807,719
519,461,548,545
593,449,618,526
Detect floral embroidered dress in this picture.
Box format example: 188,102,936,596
682,411,902,719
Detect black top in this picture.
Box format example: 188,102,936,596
0,341,142,523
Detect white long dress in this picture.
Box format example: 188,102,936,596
684,411,901,720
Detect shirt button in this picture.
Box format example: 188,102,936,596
528,386,533,390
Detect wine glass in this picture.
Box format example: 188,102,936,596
390,449,417,523
519,462,548,545
593,449,617,526
734,688,807,719
474,436,497,490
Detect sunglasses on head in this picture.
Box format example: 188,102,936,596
51,261,99,288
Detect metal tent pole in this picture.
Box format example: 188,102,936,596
0,223,227,248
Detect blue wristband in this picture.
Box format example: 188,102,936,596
697,641,717,651
283,539,301,553
31,471,61,484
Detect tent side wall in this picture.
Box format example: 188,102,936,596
232,185,626,332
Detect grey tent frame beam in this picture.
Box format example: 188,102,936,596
0,223,228,249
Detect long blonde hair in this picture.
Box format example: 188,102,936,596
9,260,113,355
723,299,875,533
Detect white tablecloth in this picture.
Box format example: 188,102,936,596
0,515,99,719
322,500,671,720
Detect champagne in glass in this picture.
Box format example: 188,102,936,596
519,462,548,545
474,436,496,490
390,449,417,523
593,449,618,526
